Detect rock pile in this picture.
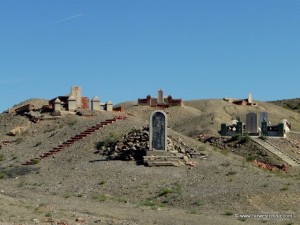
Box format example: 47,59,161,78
99,127,207,163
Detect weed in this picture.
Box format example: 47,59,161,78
246,155,255,162
226,170,237,176
96,132,121,150
63,193,71,198
15,138,23,144
17,179,27,187
20,130,29,136
220,162,230,167
45,212,52,217
34,141,42,147
259,135,267,141
98,180,106,185
32,159,40,165
116,197,128,203
0,172,7,179
223,211,234,216
280,186,289,191
197,146,206,152
192,200,204,207
238,217,247,222
76,194,83,198
231,134,241,142
0,154,4,161
158,188,173,197
261,184,268,188
92,194,107,202
140,199,164,210
67,120,77,126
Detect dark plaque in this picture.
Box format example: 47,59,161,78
150,111,167,150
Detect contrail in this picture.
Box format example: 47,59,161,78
49,14,85,25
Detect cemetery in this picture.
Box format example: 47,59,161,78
1,91,300,224
221,112,291,137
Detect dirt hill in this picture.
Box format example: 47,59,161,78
269,98,300,114
0,98,300,224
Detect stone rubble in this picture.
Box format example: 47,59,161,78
100,127,207,165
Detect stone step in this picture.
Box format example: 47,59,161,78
145,160,183,167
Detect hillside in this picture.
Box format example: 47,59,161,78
269,98,300,114
0,98,300,224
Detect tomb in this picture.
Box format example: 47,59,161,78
138,89,183,108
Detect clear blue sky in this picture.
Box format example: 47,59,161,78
1,0,300,111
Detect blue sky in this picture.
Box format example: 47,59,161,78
1,0,300,111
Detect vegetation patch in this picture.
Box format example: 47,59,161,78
226,170,237,176
92,194,108,202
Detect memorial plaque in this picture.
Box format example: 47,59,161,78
150,110,167,151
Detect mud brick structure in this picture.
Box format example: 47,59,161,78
138,89,183,108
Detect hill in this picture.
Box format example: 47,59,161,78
269,98,300,114
0,98,299,224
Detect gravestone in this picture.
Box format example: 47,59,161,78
236,121,243,135
149,110,167,151
246,112,258,134
260,112,268,126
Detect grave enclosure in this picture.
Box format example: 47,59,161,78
221,112,289,137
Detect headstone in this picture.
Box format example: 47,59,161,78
91,96,100,111
220,123,227,136
54,98,61,112
236,121,243,135
246,112,258,134
157,89,165,104
261,121,268,136
260,112,268,126
150,110,167,151
68,95,77,111
278,123,285,137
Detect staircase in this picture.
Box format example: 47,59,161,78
22,116,127,165
251,137,300,167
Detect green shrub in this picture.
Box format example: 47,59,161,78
240,135,251,144
226,171,237,176
231,134,241,142
246,155,255,162
0,172,6,179
32,159,40,165
92,194,107,202
223,211,234,216
259,135,267,141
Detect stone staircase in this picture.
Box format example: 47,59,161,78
251,137,300,167
22,116,127,166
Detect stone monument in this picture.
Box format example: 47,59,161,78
68,95,77,111
54,98,61,112
260,112,268,126
91,96,100,111
246,112,258,134
149,110,167,151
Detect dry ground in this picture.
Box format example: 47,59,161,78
0,99,300,224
